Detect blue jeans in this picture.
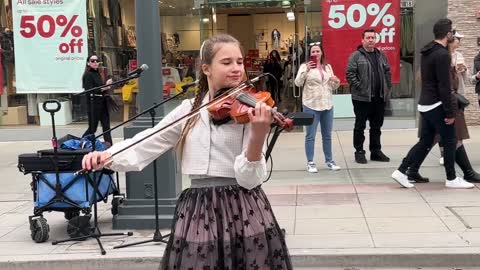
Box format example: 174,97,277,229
303,105,334,163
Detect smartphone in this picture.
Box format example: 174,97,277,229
309,55,318,68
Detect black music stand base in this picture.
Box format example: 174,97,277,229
52,172,133,255
114,230,169,249
114,108,170,249
52,227,133,255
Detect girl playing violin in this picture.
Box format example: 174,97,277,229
82,34,292,270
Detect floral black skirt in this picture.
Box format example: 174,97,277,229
160,178,292,270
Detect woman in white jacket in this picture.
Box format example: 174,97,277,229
295,43,341,172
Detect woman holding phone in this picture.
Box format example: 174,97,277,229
295,43,341,172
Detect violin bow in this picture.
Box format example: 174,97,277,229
76,74,269,175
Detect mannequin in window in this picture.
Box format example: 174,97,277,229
272,28,281,50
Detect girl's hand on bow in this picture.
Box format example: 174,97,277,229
82,151,112,171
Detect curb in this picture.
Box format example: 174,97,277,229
3,249,480,270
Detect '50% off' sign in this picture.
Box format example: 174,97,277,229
19,14,84,53
328,3,395,43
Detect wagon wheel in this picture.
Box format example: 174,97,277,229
30,217,50,243
111,197,123,216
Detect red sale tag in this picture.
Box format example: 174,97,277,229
162,68,171,76
129,59,138,73
322,0,400,85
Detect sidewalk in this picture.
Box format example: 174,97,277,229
1,128,480,269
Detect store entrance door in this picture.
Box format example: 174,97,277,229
227,15,254,50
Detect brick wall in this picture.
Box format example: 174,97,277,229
448,0,480,125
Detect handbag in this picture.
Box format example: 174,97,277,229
454,92,470,109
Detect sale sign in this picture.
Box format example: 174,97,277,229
12,0,88,93
322,0,400,85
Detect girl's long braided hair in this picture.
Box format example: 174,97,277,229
176,34,242,153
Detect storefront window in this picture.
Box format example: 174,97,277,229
0,0,418,127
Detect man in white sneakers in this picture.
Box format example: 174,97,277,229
391,18,473,189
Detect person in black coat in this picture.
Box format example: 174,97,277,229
81,55,113,146
263,50,283,103
392,18,473,189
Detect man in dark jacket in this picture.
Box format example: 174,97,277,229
391,18,474,189
346,29,392,164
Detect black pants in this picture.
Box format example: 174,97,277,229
353,97,385,152
399,106,457,180
82,97,112,145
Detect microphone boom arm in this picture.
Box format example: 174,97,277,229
95,88,189,140
73,73,141,97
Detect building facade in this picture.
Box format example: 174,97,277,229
0,0,479,127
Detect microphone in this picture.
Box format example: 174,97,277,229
127,64,149,77
181,80,199,91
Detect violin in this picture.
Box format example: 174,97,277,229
75,74,291,175
207,87,293,131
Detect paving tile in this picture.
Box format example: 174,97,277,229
0,241,58,255
439,216,474,232
415,182,449,191
446,206,480,216
362,203,436,218
271,206,295,220
296,204,364,219
0,201,29,215
297,193,359,205
262,185,296,195
430,203,456,217
421,190,480,203
0,213,29,227
354,183,411,193
7,201,34,214
286,234,374,249
269,170,352,184
458,232,480,246
266,194,296,206
276,219,295,235
0,227,16,239
349,168,395,179
295,218,369,234
372,232,467,248
429,202,480,217
358,191,424,204
0,224,45,242
460,216,480,228
297,184,355,194
366,217,449,233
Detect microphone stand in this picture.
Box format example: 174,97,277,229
52,75,141,254
112,86,189,249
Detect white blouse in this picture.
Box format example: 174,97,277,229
106,95,267,190
294,63,339,111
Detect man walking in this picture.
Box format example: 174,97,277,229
392,18,473,189
346,29,392,164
